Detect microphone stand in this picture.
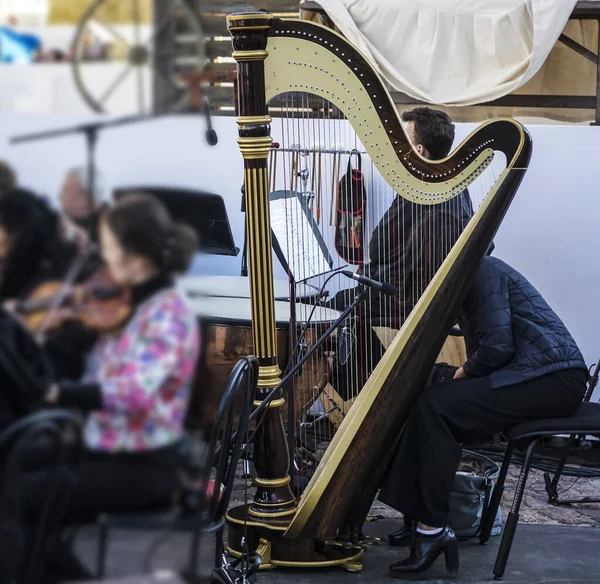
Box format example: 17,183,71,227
10,113,169,199
220,282,394,458
249,287,370,424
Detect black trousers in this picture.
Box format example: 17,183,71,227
20,443,181,522
378,368,587,527
14,444,181,580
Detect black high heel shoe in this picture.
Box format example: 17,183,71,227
388,516,417,547
389,526,459,580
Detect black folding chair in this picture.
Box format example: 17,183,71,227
479,365,600,580
95,356,259,582
543,360,600,505
186,355,259,584
0,409,84,584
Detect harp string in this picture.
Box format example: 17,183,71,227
266,93,497,494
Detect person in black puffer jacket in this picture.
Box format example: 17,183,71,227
379,256,588,580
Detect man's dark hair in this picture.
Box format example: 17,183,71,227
0,162,16,196
401,107,455,160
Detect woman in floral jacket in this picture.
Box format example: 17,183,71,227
42,192,200,579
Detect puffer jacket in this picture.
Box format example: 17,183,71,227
458,257,587,388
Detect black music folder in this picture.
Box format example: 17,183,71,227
114,186,239,257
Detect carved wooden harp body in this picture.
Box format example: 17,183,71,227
226,12,532,569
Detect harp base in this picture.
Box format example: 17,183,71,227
226,504,364,570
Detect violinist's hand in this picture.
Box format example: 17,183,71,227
453,366,467,380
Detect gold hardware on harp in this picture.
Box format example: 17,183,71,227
227,11,298,534
226,10,532,571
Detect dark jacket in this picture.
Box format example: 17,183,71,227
363,189,475,324
458,257,587,388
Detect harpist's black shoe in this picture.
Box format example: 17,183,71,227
388,516,417,547
389,527,459,580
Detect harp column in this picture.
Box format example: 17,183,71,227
227,13,297,520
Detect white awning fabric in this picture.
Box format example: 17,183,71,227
317,0,578,107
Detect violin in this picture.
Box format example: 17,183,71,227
16,269,132,334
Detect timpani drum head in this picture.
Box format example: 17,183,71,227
177,275,320,301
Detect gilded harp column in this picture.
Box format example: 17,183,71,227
227,13,296,520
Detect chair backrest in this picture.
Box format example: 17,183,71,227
187,357,258,578
584,359,600,402
204,355,259,523
0,409,84,584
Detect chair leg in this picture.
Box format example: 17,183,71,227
214,527,224,570
493,438,538,580
96,515,109,579
480,442,514,545
544,434,575,504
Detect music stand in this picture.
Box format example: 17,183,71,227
269,189,334,283
114,186,239,256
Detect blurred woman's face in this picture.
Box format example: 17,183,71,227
99,220,155,286
99,221,132,285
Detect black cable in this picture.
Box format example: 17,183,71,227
242,288,369,448
283,270,344,377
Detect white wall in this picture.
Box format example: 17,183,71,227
0,112,598,369
0,112,246,277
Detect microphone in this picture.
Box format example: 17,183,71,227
203,95,218,146
341,270,398,296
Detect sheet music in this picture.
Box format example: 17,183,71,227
270,192,332,283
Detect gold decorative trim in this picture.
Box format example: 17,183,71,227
233,50,269,62
253,397,285,408
226,546,363,569
251,498,297,507
227,13,272,22
256,539,272,565
255,476,291,487
237,115,273,126
228,25,271,31
257,363,282,389
225,511,288,531
238,136,273,159
249,506,298,518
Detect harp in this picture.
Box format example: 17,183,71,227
226,12,532,570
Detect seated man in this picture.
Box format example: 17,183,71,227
380,256,587,579
328,108,476,393
362,107,474,326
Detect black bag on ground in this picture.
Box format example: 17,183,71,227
448,449,502,540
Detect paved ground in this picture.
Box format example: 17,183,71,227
77,520,600,584
73,455,600,582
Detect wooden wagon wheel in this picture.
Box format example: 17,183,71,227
72,0,207,114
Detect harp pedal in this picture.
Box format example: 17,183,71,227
343,559,363,573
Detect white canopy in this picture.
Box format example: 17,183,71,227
317,0,578,107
